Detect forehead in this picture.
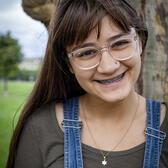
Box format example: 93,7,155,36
84,16,124,43
67,15,124,52
67,16,126,51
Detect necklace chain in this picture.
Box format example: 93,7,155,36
82,94,140,166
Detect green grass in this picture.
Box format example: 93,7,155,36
0,80,34,168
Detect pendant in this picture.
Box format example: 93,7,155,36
102,156,107,166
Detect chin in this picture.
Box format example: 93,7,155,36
99,92,130,103
95,84,133,103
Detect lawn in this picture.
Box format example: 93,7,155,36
0,80,34,168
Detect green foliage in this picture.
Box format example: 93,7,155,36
0,32,23,79
18,69,38,81
9,69,38,81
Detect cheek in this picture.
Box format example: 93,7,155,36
72,68,94,88
123,55,141,80
125,54,141,66
74,74,93,92
130,57,142,82
123,53,141,69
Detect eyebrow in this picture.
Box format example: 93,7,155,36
70,32,128,52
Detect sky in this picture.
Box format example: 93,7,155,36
0,0,48,58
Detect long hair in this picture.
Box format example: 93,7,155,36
6,0,148,167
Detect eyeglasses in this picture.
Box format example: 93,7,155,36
68,28,139,70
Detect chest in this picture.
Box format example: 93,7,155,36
61,97,166,168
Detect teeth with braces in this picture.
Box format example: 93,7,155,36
97,73,125,84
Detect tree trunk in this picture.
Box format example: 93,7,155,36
3,77,8,96
22,0,57,27
133,0,168,101
22,0,168,101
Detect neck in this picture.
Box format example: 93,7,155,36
80,91,140,122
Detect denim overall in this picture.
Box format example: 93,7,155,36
62,97,166,168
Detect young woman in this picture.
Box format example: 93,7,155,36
6,0,168,167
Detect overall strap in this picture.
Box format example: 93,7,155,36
143,99,166,168
62,97,84,168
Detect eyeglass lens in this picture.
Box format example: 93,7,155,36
70,33,137,70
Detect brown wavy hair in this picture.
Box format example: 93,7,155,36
6,0,148,167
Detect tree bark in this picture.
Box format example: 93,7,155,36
22,0,168,101
133,0,168,101
22,0,57,27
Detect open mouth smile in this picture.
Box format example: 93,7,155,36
95,71,127,85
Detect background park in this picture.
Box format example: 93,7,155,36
0,0,168,168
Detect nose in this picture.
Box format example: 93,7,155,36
97,50,120,73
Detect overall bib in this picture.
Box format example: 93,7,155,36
62,97,166,168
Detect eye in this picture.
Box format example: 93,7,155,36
75,48,98,59
110,40,131,49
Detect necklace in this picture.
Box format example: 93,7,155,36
82,95,140,166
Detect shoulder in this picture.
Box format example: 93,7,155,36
20,100,64,149
161,102,168,114
145,99,167,128
55,102,64,131
160,102,168,127
54,97,81,130
160,102,168,163
27,101,55,127
22,101,58,141
160,102,167,127
160,102,168,142
16,101,64,167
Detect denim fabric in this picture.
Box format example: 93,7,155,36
62,97,84,168
143,99,166,168
62,98,166,168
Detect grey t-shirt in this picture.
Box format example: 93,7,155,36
14,101,168,168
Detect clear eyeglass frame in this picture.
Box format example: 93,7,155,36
68,28,139,70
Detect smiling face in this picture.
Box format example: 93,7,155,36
67,16,142,103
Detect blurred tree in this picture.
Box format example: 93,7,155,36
0,32,23,95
